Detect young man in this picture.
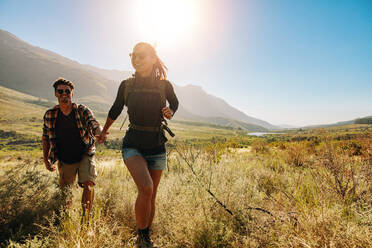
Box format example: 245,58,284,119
42,78,102,215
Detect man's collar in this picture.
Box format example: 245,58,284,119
52,103,77,110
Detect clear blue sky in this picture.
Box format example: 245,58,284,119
1,0,371,126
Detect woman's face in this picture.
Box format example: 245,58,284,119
131,44,156,76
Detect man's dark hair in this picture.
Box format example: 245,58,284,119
53,78,74,92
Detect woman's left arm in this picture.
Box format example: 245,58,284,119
162,81,179,119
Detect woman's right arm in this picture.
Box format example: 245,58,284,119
97,81,126,144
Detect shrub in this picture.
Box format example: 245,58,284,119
251,140,270,154
315,141,360,202
284,142,311,167
0,163,61,246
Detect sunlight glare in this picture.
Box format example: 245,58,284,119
133,0,199,47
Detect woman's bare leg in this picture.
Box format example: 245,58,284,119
125,155,153,229
148,169,163,228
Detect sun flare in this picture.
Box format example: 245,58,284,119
132,0,199,47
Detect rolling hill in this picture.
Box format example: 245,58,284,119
303,116,372,129
0,29,275,130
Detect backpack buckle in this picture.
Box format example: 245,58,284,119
161,119,175,137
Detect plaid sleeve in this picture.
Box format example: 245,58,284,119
42,112,50,139
80,105,100,133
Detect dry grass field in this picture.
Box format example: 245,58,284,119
1,127,371,247
0,86,371,247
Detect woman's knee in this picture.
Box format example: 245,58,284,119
139,184,153,198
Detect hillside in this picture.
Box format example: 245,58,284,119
0,85,51,136
81,64,132,84
303,115,372,129
355,116,372,124
0,85,268,144
0,29,118,111
173,84,276,129
0,28,275,130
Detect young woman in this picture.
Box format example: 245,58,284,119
98,42,178,247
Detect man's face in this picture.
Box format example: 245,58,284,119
55,85,73,105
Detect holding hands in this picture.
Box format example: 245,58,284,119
96,129,109,144
96,117,114,144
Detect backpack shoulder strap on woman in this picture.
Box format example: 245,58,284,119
123,78,135,106
156,80,166,107
123,78,166,107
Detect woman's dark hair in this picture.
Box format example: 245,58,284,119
135,42,168,80
53,78,74,91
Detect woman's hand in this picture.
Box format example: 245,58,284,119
96,129,109,144
162,107,173,120
97,117,114,144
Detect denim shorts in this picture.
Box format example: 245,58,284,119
122,148,167,170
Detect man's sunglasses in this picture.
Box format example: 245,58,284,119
57,89,71,95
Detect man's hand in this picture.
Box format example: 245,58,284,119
94,126,108,144
96,130,109,144
44,159,56,172
162,107,173,120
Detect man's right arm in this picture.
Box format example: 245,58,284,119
42,137,50,164
42,136,55,172
42,114,55,172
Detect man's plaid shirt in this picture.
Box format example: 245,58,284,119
43,103,100,164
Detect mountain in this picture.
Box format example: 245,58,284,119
303,115,372,129
173,85,276,129
0,29,119,111
0,29,276,130
76,66,275,130
355,116,372,124
82,64,132,83
303,121,352,129
277,124,299,129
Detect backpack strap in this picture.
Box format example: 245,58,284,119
124,77,166,108
122,78,175,137
124,78,135,106
157,80,166,108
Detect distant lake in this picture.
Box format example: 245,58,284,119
248,132,284,137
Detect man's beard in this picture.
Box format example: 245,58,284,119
61,97,69,104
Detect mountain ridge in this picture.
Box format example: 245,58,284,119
302,116,372,129
0,28,276,130
173,84,276,129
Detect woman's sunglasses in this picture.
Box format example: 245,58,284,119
57,89,71,95
129,53,147,60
